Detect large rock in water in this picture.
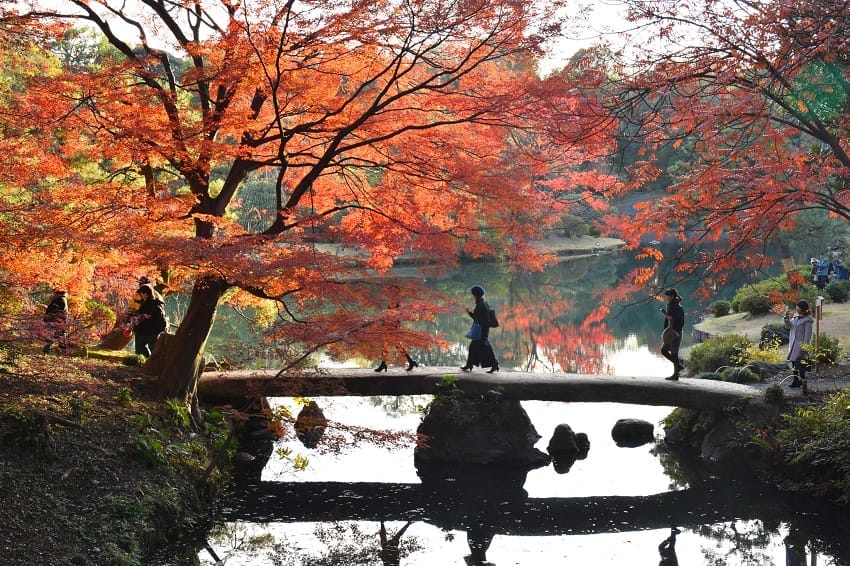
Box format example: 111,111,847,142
414,390,550,468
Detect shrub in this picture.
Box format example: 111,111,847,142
776,390,850,500
718,366,759,383
709,300,731,317
825,280,850,303
731,281,785,315
804,333,844,366
687,334,753,374
764,384,784,405
559,214,588,238
747,334,786,364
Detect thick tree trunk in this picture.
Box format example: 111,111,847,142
143,274,228,404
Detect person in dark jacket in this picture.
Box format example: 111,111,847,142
132,284,167,356
660,288,685,380
43,289,68,353
460,285,499,373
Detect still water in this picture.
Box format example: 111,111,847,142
202,346,850,565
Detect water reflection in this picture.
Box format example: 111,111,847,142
202,395,850,565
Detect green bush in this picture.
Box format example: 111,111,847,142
693,367,759,383
709,300,731,317
776,390,850,500
731,280,786,315
825,280,850,303
559,214,588,238
687,334,753,374
764,384,784,405
803,333,843,366
718,366,760,383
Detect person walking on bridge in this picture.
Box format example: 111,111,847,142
660,288,685,380
460,285,499,373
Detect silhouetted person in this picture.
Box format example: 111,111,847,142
660,288,684,380
784,528,807,566
132,284,167,356
464,524,495,565
460,285,499,373
43,289,68,353
659,527,680,566
379,521,412,566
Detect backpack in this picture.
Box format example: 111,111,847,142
488,308,499,328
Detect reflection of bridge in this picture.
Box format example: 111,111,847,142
199,367,760,410
218,476,850,548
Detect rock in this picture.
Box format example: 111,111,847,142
575,432,590,453
294,401,328,449
414,391,550,468
611,418,655,447
547,423,578,453
233,452,256,464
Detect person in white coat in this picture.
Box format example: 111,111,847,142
784,300,814,388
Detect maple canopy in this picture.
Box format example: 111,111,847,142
0,0,614,398
602,0,850,294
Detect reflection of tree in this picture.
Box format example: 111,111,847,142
696,520,774,566
296,521,421,566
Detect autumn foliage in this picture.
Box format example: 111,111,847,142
0,1,615,394
602,0,850,298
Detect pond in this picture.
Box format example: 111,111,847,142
198,352,850,565
193,253,850,565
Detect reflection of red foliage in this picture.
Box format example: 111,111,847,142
501,297,614,374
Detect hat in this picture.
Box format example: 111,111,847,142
470,285,485,298
664,288,678,297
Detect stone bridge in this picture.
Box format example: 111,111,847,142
198,367,762,410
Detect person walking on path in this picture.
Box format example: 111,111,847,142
660,288,685,380
132,284,167,356
784,299,814,388
43,289,68,353
460,285,499,373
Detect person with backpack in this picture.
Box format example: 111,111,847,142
460,285,500,373
133,284,167,356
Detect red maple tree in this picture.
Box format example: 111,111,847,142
597,0,850,298
0,1,614,412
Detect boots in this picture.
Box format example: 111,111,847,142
405,355,419,371
789,376,802,388
374,361,388,372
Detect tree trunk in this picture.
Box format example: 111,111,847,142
143,274,229,404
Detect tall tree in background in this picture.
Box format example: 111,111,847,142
0,1,613,407
605,0,850,292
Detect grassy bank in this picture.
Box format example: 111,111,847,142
0,347,231,566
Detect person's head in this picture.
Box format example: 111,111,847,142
664,288,680,302
796,299,810,314
53,289,67,296
137,284,154,299
470,285,485,299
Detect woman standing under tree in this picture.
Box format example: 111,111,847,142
784,299,814,388
460,285,499,373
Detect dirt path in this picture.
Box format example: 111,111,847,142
693,302,850,343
